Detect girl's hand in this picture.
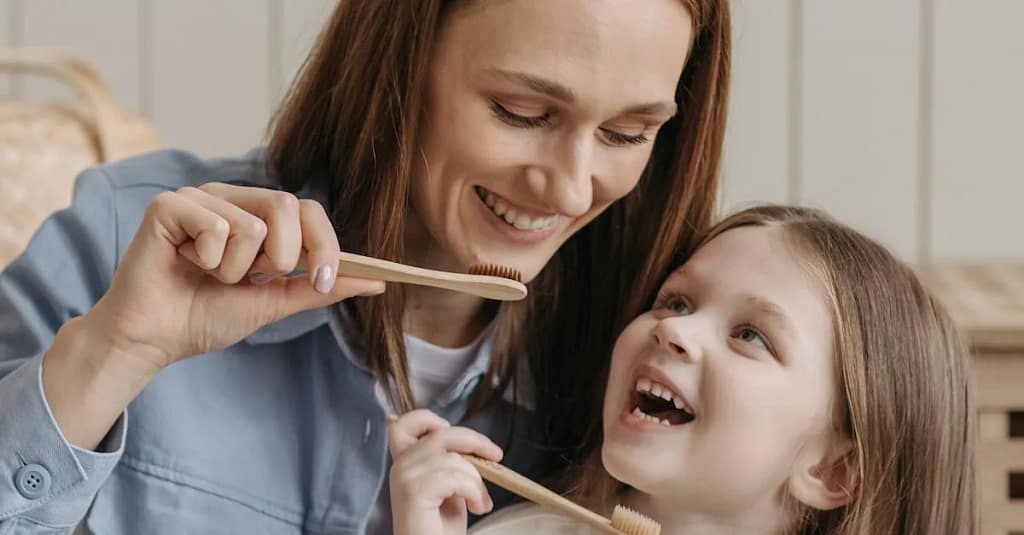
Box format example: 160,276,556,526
85,182,386,373
388,410,504,535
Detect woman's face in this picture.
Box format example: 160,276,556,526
409,0,693,281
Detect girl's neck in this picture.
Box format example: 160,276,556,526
619,488,783,535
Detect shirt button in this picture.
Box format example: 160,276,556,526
14,464,51,499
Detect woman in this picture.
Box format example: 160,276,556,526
0,1,729,533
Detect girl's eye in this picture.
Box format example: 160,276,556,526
490,100,550,128
599,127,651,147
655,292,691,315
734,327,770,352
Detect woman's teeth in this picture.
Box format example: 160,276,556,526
478,187,557,231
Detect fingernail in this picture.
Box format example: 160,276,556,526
358,283,386,297
249,273,271,285
314,264,334,294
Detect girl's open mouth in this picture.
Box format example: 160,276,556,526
628,377,696,426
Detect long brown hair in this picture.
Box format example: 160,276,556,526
579,205,977,533
707,206,976,534
266,0,731,480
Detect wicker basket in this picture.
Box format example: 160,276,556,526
921,264,1024,535
0,48,159,264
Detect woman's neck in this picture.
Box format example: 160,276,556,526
619,488,783,535
401,213,495,348
403,285,494,347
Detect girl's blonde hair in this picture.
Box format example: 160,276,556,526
574,204,977,533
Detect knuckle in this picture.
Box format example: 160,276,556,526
148,191,176,213
198,182,226,195
298,198,326,216
273,191,300,212
242,217,268,239
210,217,230,237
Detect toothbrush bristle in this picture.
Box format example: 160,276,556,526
468,263,522,283
611,505,661,535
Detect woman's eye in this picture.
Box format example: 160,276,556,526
599,127,651,147
490,100,550,128
735,327,769,351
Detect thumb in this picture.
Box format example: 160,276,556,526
276,275,386,318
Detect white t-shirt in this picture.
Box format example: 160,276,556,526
365,326,492,534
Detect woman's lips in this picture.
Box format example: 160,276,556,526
473,186,560,243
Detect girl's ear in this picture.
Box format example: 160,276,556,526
788,437,858,511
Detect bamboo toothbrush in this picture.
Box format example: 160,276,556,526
385,416,661,535
298,252,527,301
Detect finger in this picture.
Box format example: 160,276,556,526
176,187,267,284
441,463,492,515
269,274,386,323
199,183,303,279
296,198,343,294
420,426,504,462
387,410,451,458
145,191,229,271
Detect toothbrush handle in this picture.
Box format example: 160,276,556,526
461,454,623,534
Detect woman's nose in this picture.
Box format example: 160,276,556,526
538,134,594,218
652,319,701,363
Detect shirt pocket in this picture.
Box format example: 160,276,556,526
85,461,310,535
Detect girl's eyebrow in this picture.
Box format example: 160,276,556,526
744,296,797,339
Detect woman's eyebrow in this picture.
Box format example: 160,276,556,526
487,68,575,103
486,68,677,116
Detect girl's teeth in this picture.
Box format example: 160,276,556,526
493,200,508,216
632,407,644,418
651,385,664,398
485,193,496,207
673,397,684,410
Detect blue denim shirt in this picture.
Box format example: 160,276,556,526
0,150,539,534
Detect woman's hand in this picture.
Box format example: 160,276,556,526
388,410,503,535
88,182,385,371
42,182,384,449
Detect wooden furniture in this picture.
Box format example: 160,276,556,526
921,264,1024,535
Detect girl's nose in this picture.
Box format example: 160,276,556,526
652,318,701,363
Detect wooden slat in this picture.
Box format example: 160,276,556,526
932,0,1024,261
921,265,1024,350
973,354,1024,411
277,0,335,103
0,0,12,96
18,0,142,112
799,0,921,260
718,0,792,213
150,0,270,157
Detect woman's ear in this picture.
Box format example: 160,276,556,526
788,437,858,511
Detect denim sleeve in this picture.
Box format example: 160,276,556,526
0,167,127,531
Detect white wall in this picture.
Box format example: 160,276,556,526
2,0,1021,262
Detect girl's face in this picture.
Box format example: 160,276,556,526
409,0,693,281
602,226,840,518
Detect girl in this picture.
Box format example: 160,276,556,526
388,205,976,534
0,1,730,533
